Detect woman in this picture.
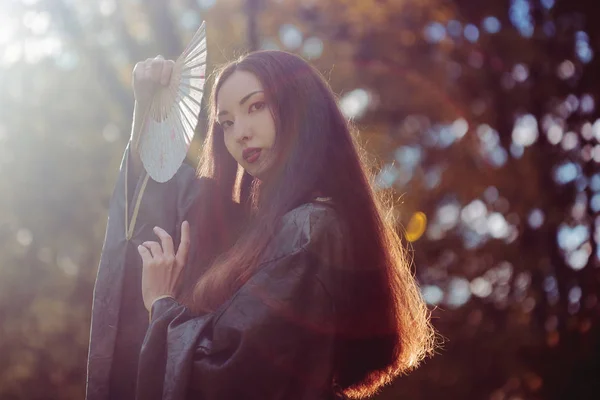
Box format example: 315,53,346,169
118,50,433,400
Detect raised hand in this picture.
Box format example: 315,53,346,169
132,55,175,106
138,221,190,312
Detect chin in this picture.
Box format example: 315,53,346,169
243,161,273,181
245,168,266,180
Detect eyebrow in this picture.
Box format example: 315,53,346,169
217,90,264,117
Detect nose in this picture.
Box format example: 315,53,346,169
232,117,252,143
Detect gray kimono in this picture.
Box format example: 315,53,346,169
86,144,201,400
86,146,352,400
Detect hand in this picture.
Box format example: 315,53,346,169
132,55,175,106
138,221,190,312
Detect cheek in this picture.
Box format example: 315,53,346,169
223,134,238,161
261,111,277,147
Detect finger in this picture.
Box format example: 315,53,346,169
150,56,164,83
142,241,163,258
176,221,190,268
137,245,153,265
143,58,153,80
153,226,174,256
160,60,174,86
133,62,143,79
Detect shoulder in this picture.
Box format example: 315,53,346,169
280,201,344,245
264,201,348,266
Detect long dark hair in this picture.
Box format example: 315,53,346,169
186,50,435,398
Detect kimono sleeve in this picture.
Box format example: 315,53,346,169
136,206,343,400
86,143,201,400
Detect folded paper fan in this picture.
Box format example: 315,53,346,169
135,21,207,183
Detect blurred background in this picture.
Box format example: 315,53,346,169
1,0,599,399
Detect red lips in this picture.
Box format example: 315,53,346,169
242,148,261,164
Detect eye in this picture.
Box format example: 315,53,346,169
249,101,266,113
219,120,233,129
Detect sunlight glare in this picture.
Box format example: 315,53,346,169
0,15,18,45
23,11,51,35
2,43,23,65
23,36,62,63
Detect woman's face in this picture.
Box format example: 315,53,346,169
216,70,277,180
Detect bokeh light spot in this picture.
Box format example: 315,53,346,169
568,248,589,270
512,114,538,147
482,16,501,34
561,131,579,151
375,164,398,189
554,162,580,185
57,256,79,277
23,11,51,35
437,202,461,230
394,146,422,169
557,60,575,80
17,229,33,247
302,37,323,59
447,20,462,37
424,22,446,43
99,0,117,17
483,186,499,203
102,124,121,143
446,277,472,308
260,38,280,50
405,212,427,242
557,223,589,252
180,10,201,31
487,212,510,239
422,285,444,305
452,118,469,139
197,0,216,9
510,0,534,38
546,124,563,145
569,286,582,303
279,24,303,50
528,208,545,229
541,0,555,9
591,194,600,213
512,63,529,82
575,31,594,64
580,94,595,114
339,88,370,120
510,143,524,158
470,277,492,298
464,24,480,42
